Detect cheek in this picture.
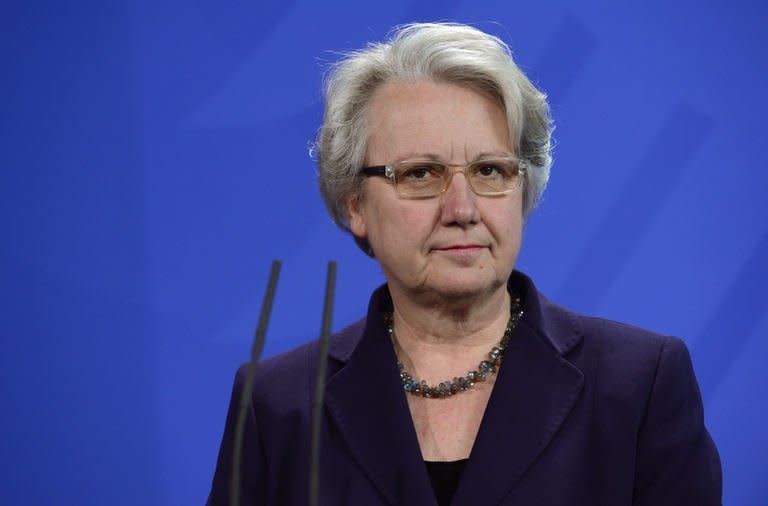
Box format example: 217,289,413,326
367,201,435,251
485,203,523,249
395,204,439,247
506,211,524,235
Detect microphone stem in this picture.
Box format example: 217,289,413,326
309,260,336,506
231,260,281,506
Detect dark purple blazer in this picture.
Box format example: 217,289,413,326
207,272,721,505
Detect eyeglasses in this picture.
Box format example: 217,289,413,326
360,157,526,198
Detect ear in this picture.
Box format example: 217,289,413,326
346,193,367,238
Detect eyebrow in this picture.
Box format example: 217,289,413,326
471,151,515,160
395,151,515,163
393,152,443,162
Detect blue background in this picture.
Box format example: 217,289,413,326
2,1,767,504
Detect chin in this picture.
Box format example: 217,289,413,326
425,272,505,301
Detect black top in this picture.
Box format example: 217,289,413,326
424,459,469,506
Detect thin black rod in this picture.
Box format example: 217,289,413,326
309,260,336,506
231,260,281,506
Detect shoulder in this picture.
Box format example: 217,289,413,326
545,301,721,502
536,294,695,408
543,294,682,373
514,272,675,369
578,311,691,385
232,318,366,413
579,310,680,367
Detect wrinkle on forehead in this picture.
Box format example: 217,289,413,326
364,80,512,166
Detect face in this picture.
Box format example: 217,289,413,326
347,80,523,303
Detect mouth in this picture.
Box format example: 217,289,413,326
433,244,486,253
437,244,483,251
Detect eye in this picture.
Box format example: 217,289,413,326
477,164,502,176
473,161,515,179
405,167,432,179
398,163,443,180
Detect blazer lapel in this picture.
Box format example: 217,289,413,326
324,290,437,506
452,275,585,506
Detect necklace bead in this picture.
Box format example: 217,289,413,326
387,297,523,398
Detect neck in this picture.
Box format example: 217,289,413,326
388,283,512,384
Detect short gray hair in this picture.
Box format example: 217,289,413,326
316,22,553,252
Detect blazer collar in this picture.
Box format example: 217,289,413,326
324,271,585,505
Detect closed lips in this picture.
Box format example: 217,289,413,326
435,244,485,250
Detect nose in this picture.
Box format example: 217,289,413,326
439,171,480,227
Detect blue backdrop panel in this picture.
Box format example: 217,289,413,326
2,1,767,505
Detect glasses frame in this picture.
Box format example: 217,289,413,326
360,156,527,198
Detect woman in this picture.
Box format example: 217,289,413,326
208,23,721,505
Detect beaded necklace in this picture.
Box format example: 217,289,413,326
386,296,523,398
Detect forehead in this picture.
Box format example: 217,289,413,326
365,80,512,162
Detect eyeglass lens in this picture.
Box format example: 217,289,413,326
393,159,521,197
